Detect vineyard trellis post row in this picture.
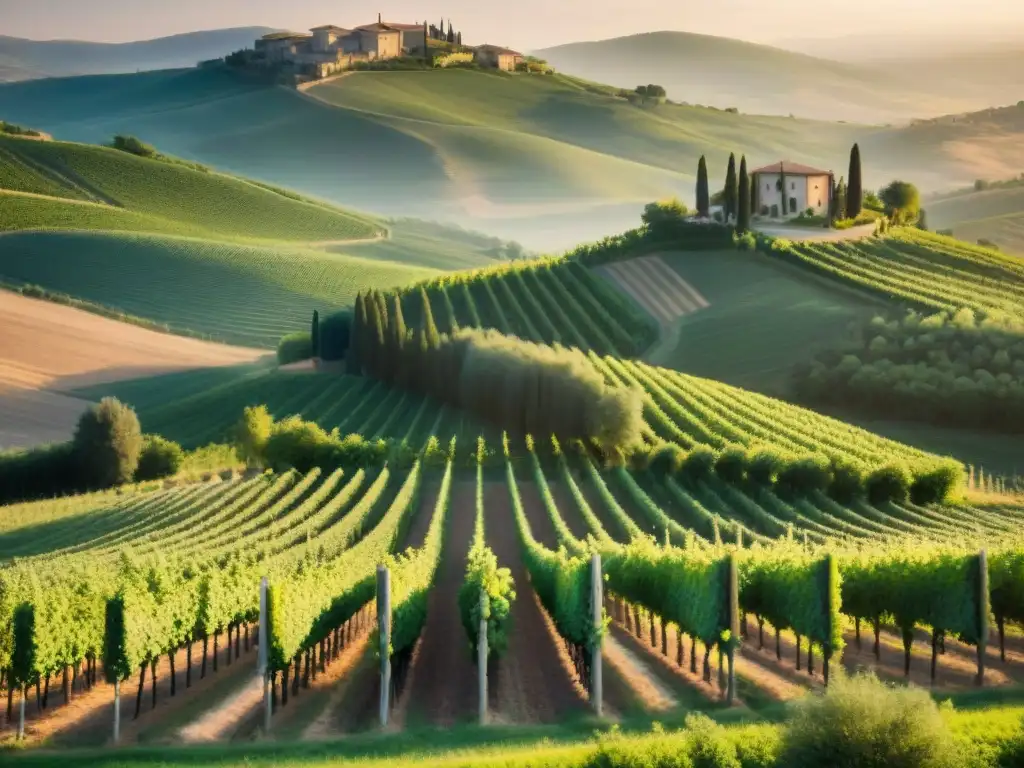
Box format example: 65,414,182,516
17,684,25,741
259,576,270,735
378,565,391,727
591,553,603,717
727,553,739,704
478,588,488,725
977,549,989,686
112,680,120,744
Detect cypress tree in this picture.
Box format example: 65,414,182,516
724,154,737,222
422,20,429,62
375,291,389,338
350,293,366,374
837,177,848,220
696,156,710,218
388,295,407,385
367,297,385,380
420,287,440,349
737,156,751,234
847,144,862,218
311,310,320,358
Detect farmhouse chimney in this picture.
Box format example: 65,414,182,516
378,12,381,22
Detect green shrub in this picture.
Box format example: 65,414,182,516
111,134,157,158
680,446,718,483
648,442,687,476
73,397,143,488
779,672,961,768
865,462,913,504
0,443,79,504
277,331,313,365
715,444,748,484
263,416,334,472
910,460,963,504
829,458,865,503
134,435,185,480
686,713,743,768
235,405,273,467
746,447,788,486
776,454,832,496
319,310,352,361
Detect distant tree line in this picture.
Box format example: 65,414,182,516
348,289,644,452
428,19,462,45
0,398,185,504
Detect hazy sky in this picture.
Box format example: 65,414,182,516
2,0,1021,51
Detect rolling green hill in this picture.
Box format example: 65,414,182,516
532,31,1001,124
928,183,1024,255
1,66,1014,249
0,133,515,346
0,28,275,80
0,134,383,244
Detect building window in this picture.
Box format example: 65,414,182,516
791,182,795,190
817,199,822,207
789,197,797,212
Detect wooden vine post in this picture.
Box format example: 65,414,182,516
478,589,488,725
591,553,603,717
726,552,739,705
977,549,989,687
378,565,392,727
112,679,120,744
258,576,271,734
823,554,836,687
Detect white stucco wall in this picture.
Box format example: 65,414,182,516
755,173,830,218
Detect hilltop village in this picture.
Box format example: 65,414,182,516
217,15,527,81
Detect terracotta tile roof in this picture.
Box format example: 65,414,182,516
310,25,350,33
384,22,427,30
750,161,831,176
261,31,310,41
475,44,523,56
355,23,402,33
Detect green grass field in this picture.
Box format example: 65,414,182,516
929,184,1024,255
0,230,438,347
642,249,881,395
0,134,383,244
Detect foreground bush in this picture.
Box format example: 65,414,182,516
134,435,185,481
73,397,143,488
276,331,313,365
781,672,959,767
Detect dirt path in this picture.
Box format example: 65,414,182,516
603,634,677,712
177,673,263,743
0,627,259,747
299,634,375,740
0,291,265,449
484,482,587,723
398,481,478,726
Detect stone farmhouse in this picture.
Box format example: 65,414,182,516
250,16,525,79
751,161,834,219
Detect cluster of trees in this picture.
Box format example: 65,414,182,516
111,135,157,158
427,19,462,45
633,84,667,104
276,310,352,365
0,398,185,504
348,288,644,451
696,153,755,228
794,308,1024,433
0,121,41,137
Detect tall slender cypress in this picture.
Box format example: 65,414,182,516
350,293,365,374
388,295,407,385
737,156,751,234
422,20,430,62
724,154,737,221
420,287,440,349
847,144,862,218
311,310,320,359
696,156,710,218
